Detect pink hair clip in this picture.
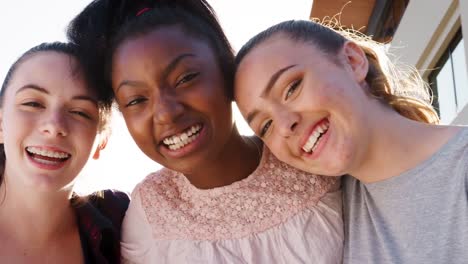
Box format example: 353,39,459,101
136,7,151,16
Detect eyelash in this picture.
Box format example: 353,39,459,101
22,101,93,120
260,120,272,138
125,97,148,107
176,72,199,87
258,79,301,137
284,79,302,100
21,101,44,108
70,110,92,120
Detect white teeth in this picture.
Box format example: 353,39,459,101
26,147,70,159
34,158,60,165
302,121,330,153
163,124,202,150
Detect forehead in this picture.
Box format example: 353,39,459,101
114,25,215,69
238,35,322,76
235,36,315,96
6,52,92,98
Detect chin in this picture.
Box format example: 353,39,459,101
23,174,73,193
309,159,349,177
167,164,194,175
162,157,202,175
322,168,347,177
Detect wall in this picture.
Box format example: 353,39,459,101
391,0,468,124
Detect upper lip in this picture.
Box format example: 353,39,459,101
299,117,328,153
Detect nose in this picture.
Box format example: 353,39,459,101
40,110,68,137
275,107,299,138
153,95,184,124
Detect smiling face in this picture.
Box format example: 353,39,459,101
235,35,373,176
0,51,101,191
112,25,233,174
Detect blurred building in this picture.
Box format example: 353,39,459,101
310,0,468,125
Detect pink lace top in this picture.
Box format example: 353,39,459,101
121,147,343,263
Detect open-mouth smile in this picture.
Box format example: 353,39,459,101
26,146,71,168
162,124,202,151
302,119,330,154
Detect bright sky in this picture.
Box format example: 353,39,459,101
0,0,313,194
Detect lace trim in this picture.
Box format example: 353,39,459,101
139,148,339,240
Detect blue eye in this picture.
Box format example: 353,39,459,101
260,120,272,138
176,72,199,87
285,79,302,100
125,97,148,107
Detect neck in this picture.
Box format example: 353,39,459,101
184,126,262,189
348,108,459,183
0,176,75,244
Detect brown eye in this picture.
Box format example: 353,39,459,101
125,97,148,107
285,79,302,100
260,120,272,137
176,72,199,87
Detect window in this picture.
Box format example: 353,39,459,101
429,29,468,124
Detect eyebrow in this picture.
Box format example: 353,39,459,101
16,84,49,95
115,80,147,93
16,84,98,107
115,53,196,93
161,53,196,81
261,64,297,97
245,64,297,124
246,109,259,125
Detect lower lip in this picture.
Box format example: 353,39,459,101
161,125,207,159
26,153,69,170
303,125,331,160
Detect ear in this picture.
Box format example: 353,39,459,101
342,41,369,83
92,136,108,160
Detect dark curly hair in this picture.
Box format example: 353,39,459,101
67,0,235,100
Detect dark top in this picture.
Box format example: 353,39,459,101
73,190,130,264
